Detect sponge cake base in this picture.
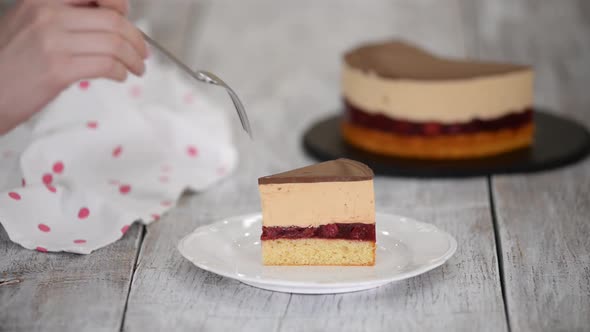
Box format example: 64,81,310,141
342,121,534,159
262,239,376,266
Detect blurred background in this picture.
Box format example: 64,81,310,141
0,3,589,330
133,0,590,173
1,0,588,158
122,0,589,119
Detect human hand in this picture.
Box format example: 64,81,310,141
0,0,147,134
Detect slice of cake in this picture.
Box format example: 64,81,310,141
341,40,534,159
258,158,375,266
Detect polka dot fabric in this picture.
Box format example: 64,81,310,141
0,55,238,254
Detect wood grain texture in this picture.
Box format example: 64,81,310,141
0,224,142,331
123,1,507,331
0,2,146,329
1,0,588,331
0,1,183,332
279,179,507,332
472,0,590,330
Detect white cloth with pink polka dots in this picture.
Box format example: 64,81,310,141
0,56,238,254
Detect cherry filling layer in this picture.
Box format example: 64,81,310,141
344,100,533,136
261,223,375,241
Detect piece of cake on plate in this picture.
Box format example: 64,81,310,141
341,40,534,159
258,158,376,266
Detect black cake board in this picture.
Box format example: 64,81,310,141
302,110,590,178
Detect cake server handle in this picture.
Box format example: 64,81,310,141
141,31,253,139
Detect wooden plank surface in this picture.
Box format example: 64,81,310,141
472,0,590,330
0,1,194,332
0,224,142,331
123,1,507,331
1,0,589,331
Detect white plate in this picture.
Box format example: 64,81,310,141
178,213,457,294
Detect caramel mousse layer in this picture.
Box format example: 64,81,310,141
259,181,375,227
342,41,533,123
345,100,533,136
261,223,376,241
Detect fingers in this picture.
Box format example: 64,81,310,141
64,32,145,76
58,6,147,59
62,0,129,16
59,55,129,85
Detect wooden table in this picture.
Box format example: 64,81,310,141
1,0,589,331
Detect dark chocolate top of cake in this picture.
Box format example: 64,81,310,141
344,40,530,80
258,158,374,184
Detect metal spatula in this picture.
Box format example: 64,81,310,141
141,32,253,139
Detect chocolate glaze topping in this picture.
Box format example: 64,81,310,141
258,158,374,185
344,40,530,80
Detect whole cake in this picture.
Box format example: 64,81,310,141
341,40,534,159
258,158,376,266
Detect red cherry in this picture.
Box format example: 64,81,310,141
319,224,339,238
350,226,369,240
423,123,442,136
301,227,316,238
447,125,463,134
393,121,414,134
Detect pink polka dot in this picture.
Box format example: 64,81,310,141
161,201,172,207
42,173,53,185
52,161,64,174
8,192,21,200
87,121,98,129
21,178,26,187
46,184,57,193
217,166,227,176
119,184,131,194
183,92,194,104
38,224,51,232
36,246,48,253
73,239,86,244
129,85,142,98
161,165,171,172
159,176,169,183
78,207,90,219
79,81,90,90
112,145,123,158
121,225,130,234
2,150,14,158
187,145,198,157
108,179,119,185
151,214,160,221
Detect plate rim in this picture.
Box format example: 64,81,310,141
178,212,458,289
